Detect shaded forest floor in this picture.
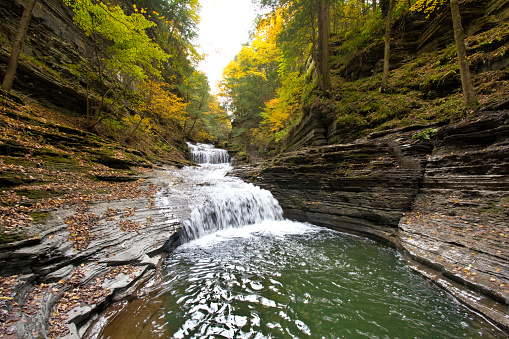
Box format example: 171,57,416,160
326,22,509,142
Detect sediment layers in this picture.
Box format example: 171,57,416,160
236,110,509,332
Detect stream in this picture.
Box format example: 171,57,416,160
85,144,504,338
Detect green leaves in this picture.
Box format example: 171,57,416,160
64,0,169,81
411,128,438,142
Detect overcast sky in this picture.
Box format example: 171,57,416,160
195,0,262,94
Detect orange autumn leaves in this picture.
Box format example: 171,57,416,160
221,10,299,141
137,80,189,125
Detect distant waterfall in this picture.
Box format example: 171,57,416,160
188,142,230,164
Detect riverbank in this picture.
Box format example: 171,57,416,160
2,88,508,336
235,109,509,334
0,167,192,338
0,92,195,338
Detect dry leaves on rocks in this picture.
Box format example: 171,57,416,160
48,265,142,338
65,213,100,251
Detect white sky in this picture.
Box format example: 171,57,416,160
195,0,261,94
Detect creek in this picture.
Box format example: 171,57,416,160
85,144,503,338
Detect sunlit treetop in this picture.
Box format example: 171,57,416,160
222,9,283,84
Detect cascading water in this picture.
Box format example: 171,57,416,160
86,144,504,339
187,142,230,164
178,142,282,242
181,183,283,242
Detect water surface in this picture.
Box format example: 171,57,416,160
88,220,502,338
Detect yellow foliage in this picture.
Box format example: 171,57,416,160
262,98,290,132
196,129,213,141
138,80,189,125
410,0,448,17
255,10,284,43
205,100,225,116
123,114,152,132
221,10,283,84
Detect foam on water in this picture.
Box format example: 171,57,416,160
161,144,284,243
181,219,322,249
87,144,503,339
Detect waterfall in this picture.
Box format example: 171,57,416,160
180,182,283,242
169,143,282,243
188,142,230,164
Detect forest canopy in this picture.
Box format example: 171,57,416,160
1,0,232,153
2,0,505,160
218,0,497,157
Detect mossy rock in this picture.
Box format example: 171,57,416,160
0,232,27,245
30,210,51,223
0,140,31,157
16,188,59,201
0,174,26,188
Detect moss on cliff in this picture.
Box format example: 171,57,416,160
277,20,509,153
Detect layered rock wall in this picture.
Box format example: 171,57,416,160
333,0,509,81
237,111,509,332
398,112,509,330
1,0,94,113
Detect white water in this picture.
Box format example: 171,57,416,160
86,144,502,339
187,142,230,164
163,144,282,243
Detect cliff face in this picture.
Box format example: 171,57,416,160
287,0,509,155
0,91,195,338
236,111,509,332
0,0,93,113
333,0,509,81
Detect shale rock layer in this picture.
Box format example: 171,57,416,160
0,170,185,338
236,111,509,332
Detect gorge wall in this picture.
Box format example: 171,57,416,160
236,110,509,332
1,0,99,114
332,0,509,82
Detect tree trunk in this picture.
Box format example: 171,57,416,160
450,0,477,111
124,115,144,143
310,6,321,89
317,0,331,93
185,116,198,137
2,0,37,92
379,0,394,93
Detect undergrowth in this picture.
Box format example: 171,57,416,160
323,22,509,141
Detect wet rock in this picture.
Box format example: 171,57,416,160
0,168,187,338
398,111,509,332
238,131,430,243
